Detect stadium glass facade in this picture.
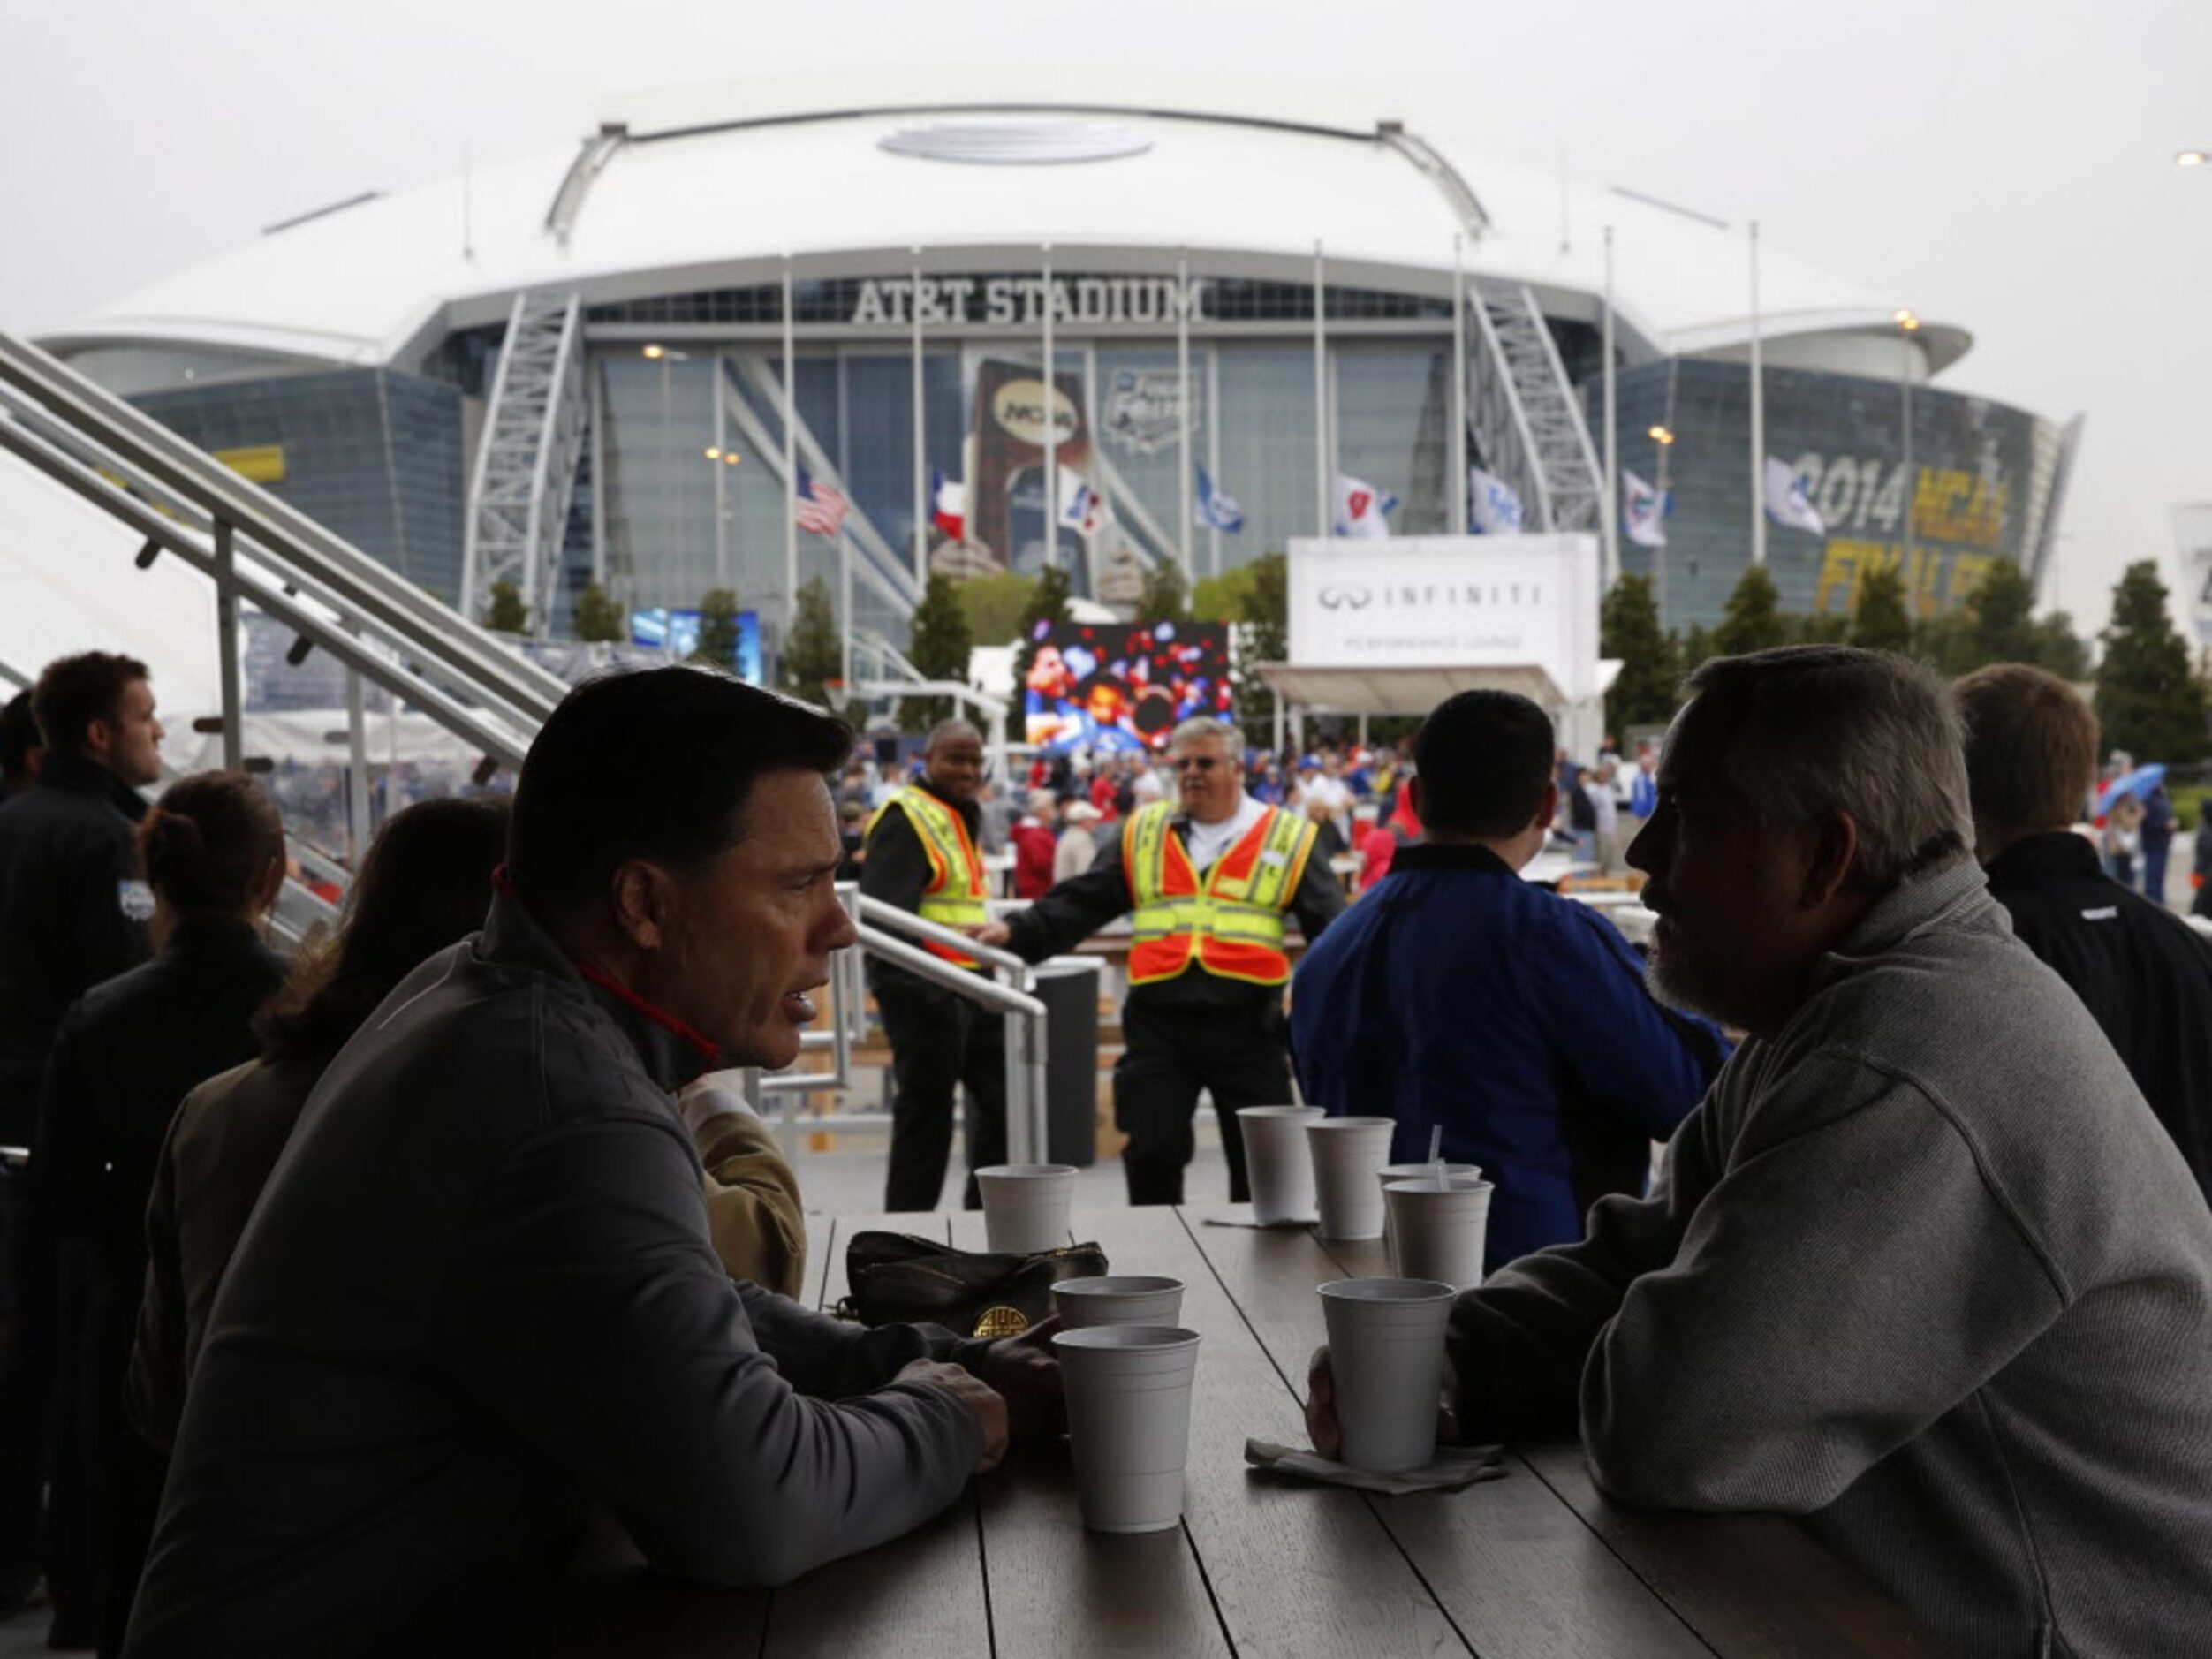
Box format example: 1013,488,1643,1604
1595,359,2065,625
78,264,2062,660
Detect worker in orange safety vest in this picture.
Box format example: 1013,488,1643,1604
974,716,1344,1205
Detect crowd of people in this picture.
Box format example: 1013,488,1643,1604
0,640,2209,1653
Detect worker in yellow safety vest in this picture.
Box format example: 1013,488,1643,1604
974,716,1345,1205
861,719,1007,1210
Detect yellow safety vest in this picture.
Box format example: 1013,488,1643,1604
1125,801,1315,987
869,785,989,967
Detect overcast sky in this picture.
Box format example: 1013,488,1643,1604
4,0,2207,635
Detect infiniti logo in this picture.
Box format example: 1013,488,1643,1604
1318,585,1374,610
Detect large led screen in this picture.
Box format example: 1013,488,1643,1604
1023,619,1235,754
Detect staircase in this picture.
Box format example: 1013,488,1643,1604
459,291,589,633
1465,279,1605,536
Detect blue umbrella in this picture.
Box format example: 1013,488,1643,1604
2096,763,2167,815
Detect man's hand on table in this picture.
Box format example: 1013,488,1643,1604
1305,1345,1460,1462
974,1314,1066,1440
965,922,1013,950
897,1360,1010,1474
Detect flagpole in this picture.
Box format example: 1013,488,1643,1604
782,255,798,641
1602,225,1619,587
1042,242,1057,574
840,525,853,694
1657,357,1679,625
912,246,927,587
1177,248,1194,579
1313,239,1328,537
1206,347,1223,578
1749,218,1767,568
1451,234,1469,534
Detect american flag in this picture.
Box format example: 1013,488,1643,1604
795,466,849,538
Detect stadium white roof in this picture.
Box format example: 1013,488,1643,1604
43,68,1970,377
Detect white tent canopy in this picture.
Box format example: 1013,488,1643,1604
1254,662,1584,716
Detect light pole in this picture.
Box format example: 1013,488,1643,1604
643,344,691,584
1648,421,1675,620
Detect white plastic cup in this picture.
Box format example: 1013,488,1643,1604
1052,1276,1186,1329
1236,1106,1325,1224
1318,1278,1456,1472
1054,1325,1202,1533
1383,1178,1494,1288
1304,1117,1398,1240
1375,1162,1482,1256
973,1163,1077,1254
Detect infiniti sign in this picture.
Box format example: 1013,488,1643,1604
1317,585,1373,610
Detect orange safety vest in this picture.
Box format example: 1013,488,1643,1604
867,786,989,967
1125,801,1317,988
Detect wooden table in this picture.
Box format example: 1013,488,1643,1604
534,1206,1952,1657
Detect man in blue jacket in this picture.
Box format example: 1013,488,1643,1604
1291,690,1724,1265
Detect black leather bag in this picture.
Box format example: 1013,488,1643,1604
835,1231,1108,1338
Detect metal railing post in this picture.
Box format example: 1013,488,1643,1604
213,519,243,771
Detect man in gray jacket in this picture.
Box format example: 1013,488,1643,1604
128,669,1058,1655
1309,646,2212,1655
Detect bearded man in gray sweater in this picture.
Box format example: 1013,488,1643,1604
1310,645,2212,1655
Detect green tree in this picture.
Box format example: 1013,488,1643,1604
1675,623,1716,678
2095,560,2207,761
1791,610,1851,646
779,575,845,711
2030,612,2092,682
901,572,973,733
1963,557,2037,666
571,580,627,644
1600,574,1678,734
1136,558,1193,625
1910,611,1973,676
691,587,741,669
957,571,1039,648
1850,565,1913,655
1191,563,1261,623
484,580,529,635
1712,564,1788,658
1234,552,1290,734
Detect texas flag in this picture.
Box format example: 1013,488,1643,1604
930,467,966,541
1332,473,1398,538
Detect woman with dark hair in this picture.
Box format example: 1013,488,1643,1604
125,796,512,1452
31,771,288,1653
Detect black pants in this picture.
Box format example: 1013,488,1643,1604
85,1275,164,1657
1113,997,1292,1207
878,977,1009,1213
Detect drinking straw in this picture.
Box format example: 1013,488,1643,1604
1428,1125,1445,1188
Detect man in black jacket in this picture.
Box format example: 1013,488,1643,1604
861,719,1007,1211
0,654,163,1142
1955,663,2212,1200
0,652,163,1617
126,670,1059,1656
976,716,1344,1205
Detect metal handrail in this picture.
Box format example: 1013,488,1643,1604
853,926,1047,1019
0,332,568,722
856,893,1029,974
855,921,1049,1164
